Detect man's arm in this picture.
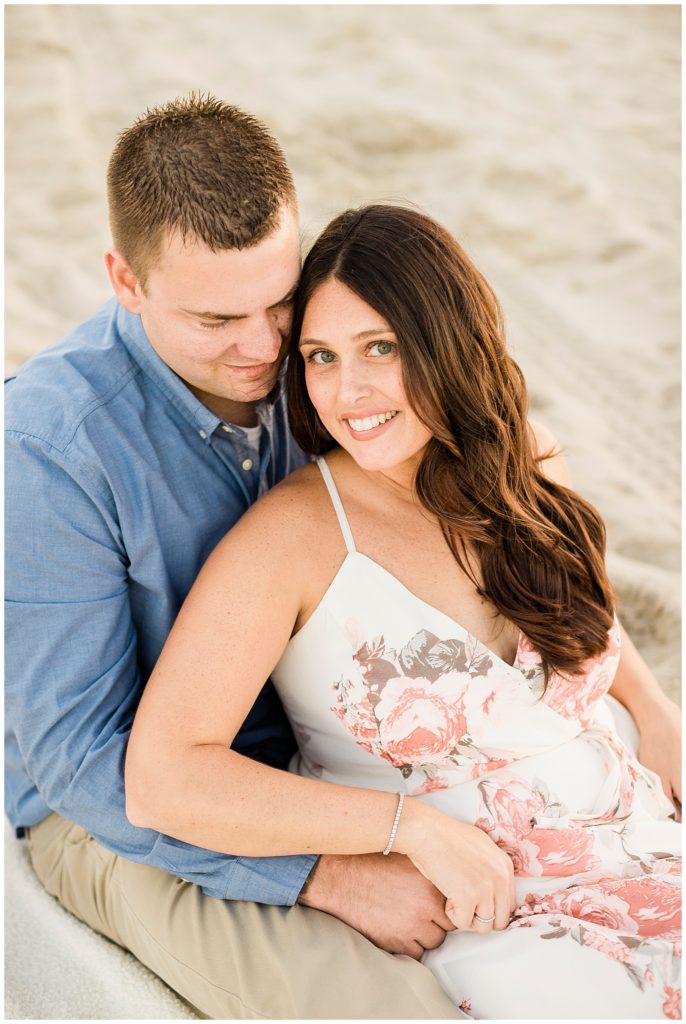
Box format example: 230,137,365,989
5,428,315,905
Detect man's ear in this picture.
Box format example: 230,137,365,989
104,249,144,313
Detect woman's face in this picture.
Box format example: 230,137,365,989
299,278,432,476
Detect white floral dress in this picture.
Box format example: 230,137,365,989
271,458,681,1020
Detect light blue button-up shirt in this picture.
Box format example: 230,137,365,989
5,298,317,905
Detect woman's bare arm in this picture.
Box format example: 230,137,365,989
126,477,402,854
609,627,681,816
125,473,515,925
530,420,681,815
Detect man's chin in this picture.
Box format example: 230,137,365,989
237,373,280,401
186,375,279,420
220,375,283,412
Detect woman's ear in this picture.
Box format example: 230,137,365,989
104,249,144,313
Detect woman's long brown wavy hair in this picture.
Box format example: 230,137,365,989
287,205,615,681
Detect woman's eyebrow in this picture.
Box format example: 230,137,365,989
354,328,394,340
299,328,394,348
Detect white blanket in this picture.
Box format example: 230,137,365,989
4,820,198,1020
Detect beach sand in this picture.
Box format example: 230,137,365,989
5,5,680,1018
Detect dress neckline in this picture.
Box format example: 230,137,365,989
290,549,525,674
308,455,525,672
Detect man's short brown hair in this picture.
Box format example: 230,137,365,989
107,92,296,287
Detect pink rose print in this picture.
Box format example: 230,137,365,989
577,926,633,963
412,774,450,796
377,676,468,767
556,886,635,932
577,658,619,728
617,759,638,818
516,885,634,932
543,674,586,723
518,875,682,945
543,621,621,724
662,986,681,1020
475,776,605,877
612,878,681,938
482,828,600,878
331,627,487,774
332,684,372,728
532,828,601,875
470,756,514,781
459,999,472,1013
331,696,377,741
488,835,543,876
331,667,392,764
479,776,547,839
651,858,682,880
482,690,496,714
517,633,542,674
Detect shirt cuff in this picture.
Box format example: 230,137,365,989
216,853,319,907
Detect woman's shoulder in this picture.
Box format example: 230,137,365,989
527,418,571,487
260,458,329,514
229,458,336,549
200,460,336,598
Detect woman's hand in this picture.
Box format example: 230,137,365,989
396,801,516,934
636,695,682,820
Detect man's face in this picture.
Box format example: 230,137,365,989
132,205,301,424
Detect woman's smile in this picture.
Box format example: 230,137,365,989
343,409,398,439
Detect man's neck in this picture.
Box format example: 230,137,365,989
188,385,259,427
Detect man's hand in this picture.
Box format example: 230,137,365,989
298,852,456,959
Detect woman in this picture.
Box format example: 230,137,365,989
126,205,681,1018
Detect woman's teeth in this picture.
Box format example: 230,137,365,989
347,411,398,432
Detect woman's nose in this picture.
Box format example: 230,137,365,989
336,362,373,406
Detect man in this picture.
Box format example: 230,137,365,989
6,93,460,1019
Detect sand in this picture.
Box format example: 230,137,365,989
5,4,681,1018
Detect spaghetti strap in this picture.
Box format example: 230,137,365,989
315,457,356,553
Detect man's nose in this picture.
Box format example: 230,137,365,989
235,314,285,364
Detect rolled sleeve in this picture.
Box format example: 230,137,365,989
153,832,318,905
223,853,318,905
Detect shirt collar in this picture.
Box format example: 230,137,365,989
115,302,276,445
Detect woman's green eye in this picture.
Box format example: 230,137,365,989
371,341,394,356
309,350,336,364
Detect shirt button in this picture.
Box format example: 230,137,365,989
241,458,253,471
222,424,233,434
199,430,207,439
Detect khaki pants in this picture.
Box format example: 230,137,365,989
27,813,460,1019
